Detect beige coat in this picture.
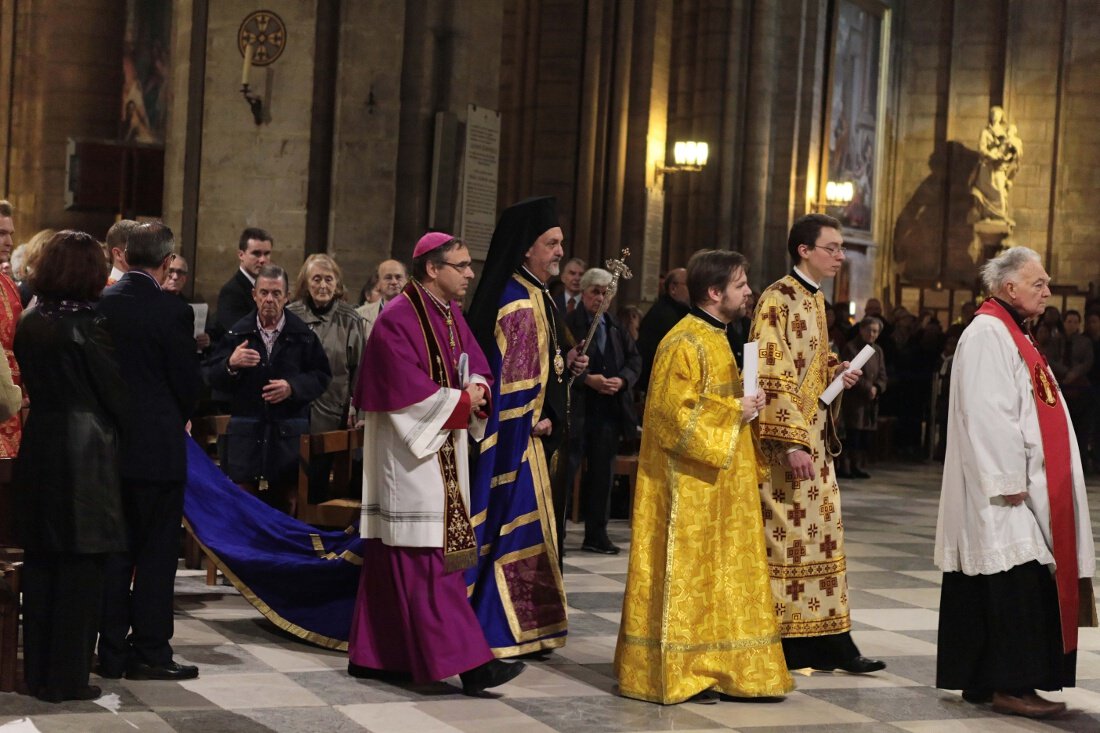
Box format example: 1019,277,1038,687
287,300,365,432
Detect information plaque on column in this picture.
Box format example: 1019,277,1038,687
460,104,501,259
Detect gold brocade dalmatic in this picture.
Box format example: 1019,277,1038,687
750,274,850,639
614,314,792,704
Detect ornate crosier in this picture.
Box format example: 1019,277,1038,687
568,248,633,391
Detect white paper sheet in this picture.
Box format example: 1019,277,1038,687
819,344,874,406
190,303,208,338
742,341,758,396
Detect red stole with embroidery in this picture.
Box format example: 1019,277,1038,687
977,298,1078,652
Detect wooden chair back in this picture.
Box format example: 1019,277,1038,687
296,428,363,528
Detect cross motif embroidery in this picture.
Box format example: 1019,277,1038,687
762,342,783,365
772,526,787,543
766,305,782,326
792,313,807,339
776,408,791,422
809,336,819,351
771,487,786,504
819,533,838,558
808,484,820,501
807,596,821,612
794,352,806,371
807,522,819,539
821,462,831,482
820,497,835,521
787,502,806,527
819,576,839,596
761,503,774,521
787,539,807,564
777,283,797,300
786,579,805,601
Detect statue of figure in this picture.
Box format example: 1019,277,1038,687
970,106,1020,229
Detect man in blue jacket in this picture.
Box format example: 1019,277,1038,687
203,264,331,515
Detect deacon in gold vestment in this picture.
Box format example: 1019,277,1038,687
750,214,884,674
615,250,792,705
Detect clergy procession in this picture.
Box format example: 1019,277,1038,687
2,198,1096,724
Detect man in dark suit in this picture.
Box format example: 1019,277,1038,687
566,267,641,555
96,222,201,681
203,264,331,515
552,257,585,314
211,227,273,342
636,266,689,390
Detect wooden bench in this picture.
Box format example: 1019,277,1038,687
570,454,639,523
296,428,363,528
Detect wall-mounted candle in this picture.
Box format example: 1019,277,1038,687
241,42,254,87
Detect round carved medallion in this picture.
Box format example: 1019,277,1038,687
238,11,286,66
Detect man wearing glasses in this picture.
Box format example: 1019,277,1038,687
750,213,886,675
347,232,526,695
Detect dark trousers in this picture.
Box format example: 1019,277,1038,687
98,479,185,671
567,420,620,539
22,551,105,698
781,631,861,670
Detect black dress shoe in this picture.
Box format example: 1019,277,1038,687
836,656,886,674
686,689,719,704
581,539,621,555
125,660,199,681
94,663,124,680
459,659,525,696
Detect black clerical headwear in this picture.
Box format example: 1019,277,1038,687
466,196,560,356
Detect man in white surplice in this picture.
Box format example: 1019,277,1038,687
934,246,1095,720
345,232,525,695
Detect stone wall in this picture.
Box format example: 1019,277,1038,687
891,0,1100,295
0,0,124,242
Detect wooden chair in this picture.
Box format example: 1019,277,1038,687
296,428,363,528
570,452,640,523
184,415,230,585
0,456,25,693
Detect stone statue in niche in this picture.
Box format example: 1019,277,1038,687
969,106,1022,262
970,106,1022,229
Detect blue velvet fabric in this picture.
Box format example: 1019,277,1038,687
182,437,361,650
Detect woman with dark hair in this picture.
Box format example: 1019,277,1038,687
13,229,128,702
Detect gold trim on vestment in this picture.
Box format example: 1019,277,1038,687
470,508,487,527
769,556,846,579
499,510,541,536
490,635,567,659
307,532,365,565
490,470,519,488
619,631,783,653
498,394,542,424
493,543,569,643
480,432,498,452
184,519,350,651
516,275,551,414
500,376,541,394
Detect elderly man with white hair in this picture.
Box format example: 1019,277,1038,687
565,266,641,554
935,246,1096,719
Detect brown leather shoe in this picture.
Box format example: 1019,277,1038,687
991,691,1066,718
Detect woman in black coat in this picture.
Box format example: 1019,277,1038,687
14,230,128,703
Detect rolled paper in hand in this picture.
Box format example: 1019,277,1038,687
742,341,759,396
819,344,874,406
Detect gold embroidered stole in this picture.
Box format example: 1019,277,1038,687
403,285,477,572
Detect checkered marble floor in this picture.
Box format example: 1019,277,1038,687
5,462,1100,732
